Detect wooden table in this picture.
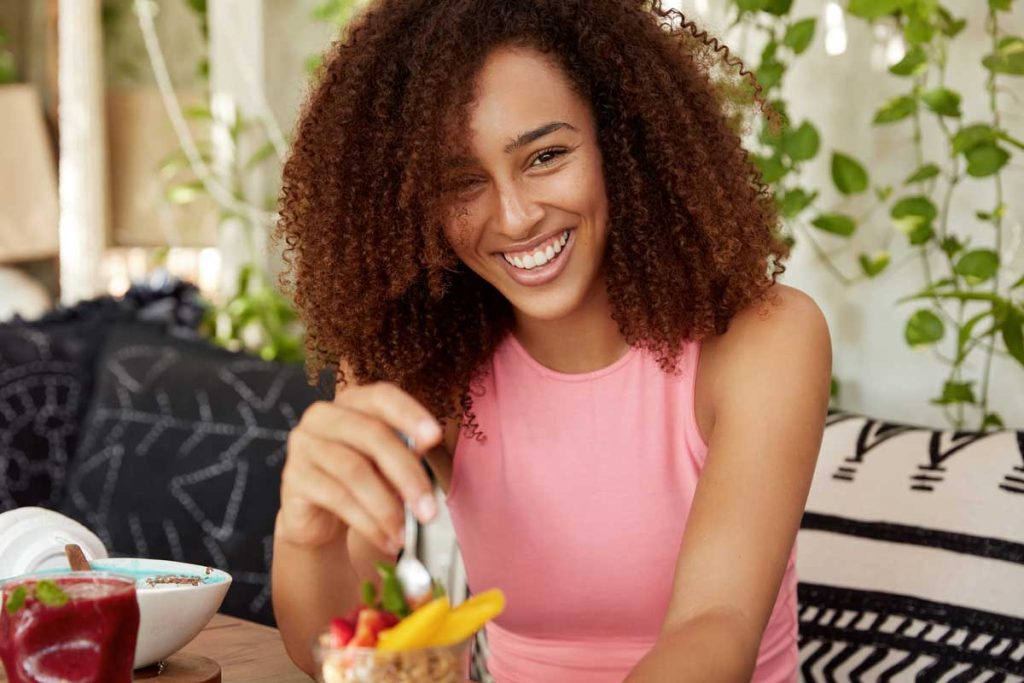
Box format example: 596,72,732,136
0,614,311,683
178,613,310,682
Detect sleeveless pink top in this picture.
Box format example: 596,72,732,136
447,333,799,682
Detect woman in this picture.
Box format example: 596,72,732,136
272,1,831,681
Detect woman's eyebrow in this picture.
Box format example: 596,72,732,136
504,121,578,154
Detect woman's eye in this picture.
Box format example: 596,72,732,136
531,148,567,167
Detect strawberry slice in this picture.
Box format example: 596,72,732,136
329,617,355,648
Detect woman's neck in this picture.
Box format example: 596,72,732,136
512,281,629,374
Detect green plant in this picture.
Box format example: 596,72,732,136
728,0,1023,430
0,28,17,84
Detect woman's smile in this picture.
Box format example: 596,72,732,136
495,228,575,286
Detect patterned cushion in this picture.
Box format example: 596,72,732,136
59,323,321,625
0,281,205,511
796,411,1024,681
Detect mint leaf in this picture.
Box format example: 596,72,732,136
374,562,410,618
5,586,27,614
35,580,69,608
361,579,378,608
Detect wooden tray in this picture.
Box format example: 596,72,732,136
1,653,221,683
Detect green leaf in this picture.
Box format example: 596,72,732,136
757,60,785,91
906,309,944,347
965,144,1010,177
5,586,26,614
952,124,999,154
904,16,935,44
831,153,869,194
736,0,767,10
783,18,816,55
779,188,817,218
761,40,779,65
811,213,857,237
933,381,976,405
374,562,410,618
858,251,891,277
753,154,787,183
891,195,938,221
935,7,966,38
183,104,213,120
830,376,840,400
921,87,962,117
873,96,917,124
783,121,820,161
764,0,794,15
166,180,206,205
989,0,1012,11
953,249,999,283
1011,272,1024,289
957,308,992,363
903,163,940,184
1002,308,1024,366
889,45,928,76
847,0,904,19
940,236,964,258
908,222,935,245
983,36,1024,75
361,580,377,607
983,412,1004,430
34,581,69,608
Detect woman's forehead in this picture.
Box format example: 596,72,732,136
463,47,590,152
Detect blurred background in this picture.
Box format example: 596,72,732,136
0,0,1022,430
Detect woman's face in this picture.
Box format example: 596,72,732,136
442,46,610,324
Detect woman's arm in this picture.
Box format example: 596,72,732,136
626,285,832,682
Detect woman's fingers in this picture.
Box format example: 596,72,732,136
283,450,399,555
337,382,443,453
306,434,407,549
302,399,438,522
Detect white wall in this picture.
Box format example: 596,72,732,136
686,0,1024,429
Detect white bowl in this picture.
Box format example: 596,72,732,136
94,558,232,669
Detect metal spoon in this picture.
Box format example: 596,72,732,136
395,431,435,607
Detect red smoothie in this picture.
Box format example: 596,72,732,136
0,574,139,683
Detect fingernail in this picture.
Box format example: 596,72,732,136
415,493,438,522
417,420,441,445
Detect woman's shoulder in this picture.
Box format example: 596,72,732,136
697,284,830,399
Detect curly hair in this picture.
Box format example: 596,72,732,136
276,0,788,436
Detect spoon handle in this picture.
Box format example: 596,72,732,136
64,543,92,571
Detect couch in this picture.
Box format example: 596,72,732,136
1,283,1021,681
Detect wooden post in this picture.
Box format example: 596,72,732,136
57,0,109,304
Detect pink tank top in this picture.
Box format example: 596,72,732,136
447,333,798,682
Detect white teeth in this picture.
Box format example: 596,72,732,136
502,230,572,270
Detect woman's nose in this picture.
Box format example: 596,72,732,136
494,182,544,238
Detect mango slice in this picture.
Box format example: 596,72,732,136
427,589,506,647
376,596,450,652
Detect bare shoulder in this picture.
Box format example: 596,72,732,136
699,284,831,404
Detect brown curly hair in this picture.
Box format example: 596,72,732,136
276,0,788,436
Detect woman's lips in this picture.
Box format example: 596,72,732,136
495,229,575,287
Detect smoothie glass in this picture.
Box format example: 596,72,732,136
0,572,140,683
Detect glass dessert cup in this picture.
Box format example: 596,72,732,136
314,635,473,683
0,572,140,683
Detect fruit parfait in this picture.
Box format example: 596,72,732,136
315,561,505,683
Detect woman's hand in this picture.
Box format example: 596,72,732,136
277,382,443,554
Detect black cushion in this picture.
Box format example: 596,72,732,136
60,323,321,625
0,280,205,511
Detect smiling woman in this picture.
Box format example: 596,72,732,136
272,2,830,682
